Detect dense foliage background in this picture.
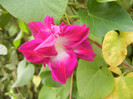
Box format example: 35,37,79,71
0,0,133,99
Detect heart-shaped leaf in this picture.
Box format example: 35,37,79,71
77,55,114,99
78,0,133,37
102,30,133,67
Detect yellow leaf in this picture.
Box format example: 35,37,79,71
109,66,122,76
0,27,2,30
32,75,41,87
102,30,133,67
103,72,133,99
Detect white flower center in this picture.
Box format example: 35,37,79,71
55,37,64,53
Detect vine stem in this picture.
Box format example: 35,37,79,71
87,38,131,68
68,2,85,6
69,73,74,99
14,66,24,98
62,18,69,24
65,13,71,24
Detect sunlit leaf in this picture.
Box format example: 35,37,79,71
102,30,133,67
0,0,68,24
104,72,133,99
0,44,7,55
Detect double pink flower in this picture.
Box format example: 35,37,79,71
19,16,96,84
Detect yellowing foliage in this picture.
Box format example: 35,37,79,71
32,75,41,87
102,30,133,67
109,66,122,76
104,72,133,99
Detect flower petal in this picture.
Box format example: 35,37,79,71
28,22,50,39
34,34,58,56
61,24,89,47
48,50,78,84
44,16,55,29
73,40,96,61
36,31,51,40
19,39,49,64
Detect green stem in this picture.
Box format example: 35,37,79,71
0,10,8,14
65,13,70,24
71,7,77,14
62,15,78,18
68,2,85,6
69,73,73,99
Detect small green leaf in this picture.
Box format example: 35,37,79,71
78,0,133,37
77,55,114,99
9,24,18,37
12,60,35,87
0,44,7,55
18,20,29,34
0,11,12,27
13,31,24,48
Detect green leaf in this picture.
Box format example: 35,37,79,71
97,0,133,10
13,31,24,48
10,49,18,66
9,24,18,37
12,60,35,87
77,55,114,99
57,78,71,99
0,0,68,24
78,0,133,37
38,85,57,99
117,0,133,10
75,19,103,45
0,44,7,55
40,71,62,87
97,0,116,3
0,12,12,27
18,20,29,34
97,0,117,3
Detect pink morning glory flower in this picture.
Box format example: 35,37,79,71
19,16,96,84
